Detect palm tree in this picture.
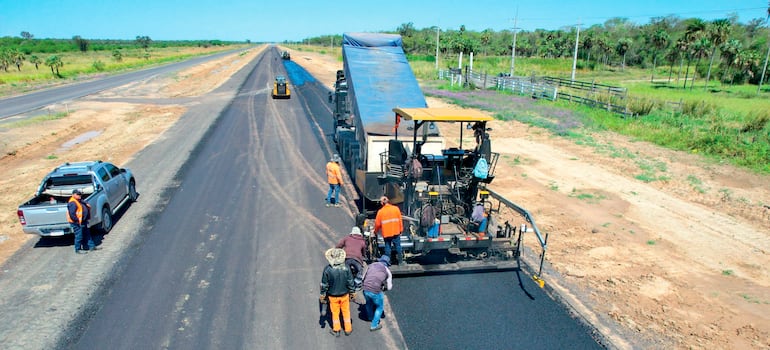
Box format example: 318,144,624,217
704,19,731,88
581,34,594,66
650,29,670,82
720,39,742,84
616,38,632,70
45,55,63,77
29,55,41,70
690,37,711,90
682,19,706,88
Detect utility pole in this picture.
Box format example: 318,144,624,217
571,19,581,82
435,26,440,70
510,9,519,77
758,10,770,94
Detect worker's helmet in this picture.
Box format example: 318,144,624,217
331,154,341,163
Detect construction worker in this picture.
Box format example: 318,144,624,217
68,189,94,254
374,196,404,264
362,255,392,331
326,154,343,207
319,248,355,337
335,226,366,293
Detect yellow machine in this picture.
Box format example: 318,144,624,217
272,75,290,99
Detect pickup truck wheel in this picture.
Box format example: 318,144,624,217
100,206,113,233
128,179,138,202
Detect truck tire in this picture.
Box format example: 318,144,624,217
128,179,138,202
100,206,113,234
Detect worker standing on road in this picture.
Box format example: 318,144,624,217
67,189,94,254
326,154,343,207
336,226,367,294
320,248,355,337
374,196,404,264
362,255,393,331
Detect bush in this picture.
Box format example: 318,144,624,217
681,100,716,118
92,60,105,71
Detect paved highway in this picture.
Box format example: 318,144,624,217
0,47,607,349
0,49,242,119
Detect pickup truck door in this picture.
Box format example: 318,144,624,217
95,167,118,209
104,163,127,204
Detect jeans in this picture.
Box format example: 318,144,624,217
71,223,94,251
326,184,340,204
383,235,402,261
364,290,384,328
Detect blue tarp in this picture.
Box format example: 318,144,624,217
342,33,427,137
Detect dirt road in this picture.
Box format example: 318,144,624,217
1,46,768,349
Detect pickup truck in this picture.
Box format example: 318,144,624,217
17,161,138,236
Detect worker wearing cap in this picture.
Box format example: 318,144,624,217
325,154,343,207
374,196,404,264
362,255,392,331
336,226,367,292
68,189,94,254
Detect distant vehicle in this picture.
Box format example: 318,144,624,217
17,161,137,236
281,51,291,60
272,75,291,99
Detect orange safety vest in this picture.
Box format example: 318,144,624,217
375,203,403,238
326,161,343,185
67,197,87,224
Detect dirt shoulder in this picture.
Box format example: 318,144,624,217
286,47,770,349
0,46,266,263
1,45,768,350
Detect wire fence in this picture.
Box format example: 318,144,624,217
438,68,684,118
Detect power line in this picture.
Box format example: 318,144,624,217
515,6,766,23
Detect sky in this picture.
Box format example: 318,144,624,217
1,0,768,42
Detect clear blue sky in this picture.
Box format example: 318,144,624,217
1,0,767,42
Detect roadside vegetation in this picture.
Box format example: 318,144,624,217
296,8,770,174
0,33,250,96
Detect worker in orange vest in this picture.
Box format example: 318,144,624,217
68,189,95,254
326,154,343,207
374,196,404,264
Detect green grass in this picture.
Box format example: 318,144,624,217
3,111,69,128
0,45,251,96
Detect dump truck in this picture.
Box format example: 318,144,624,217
17,161,137,236
330,33,548,278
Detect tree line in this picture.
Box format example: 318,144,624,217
303,9,770,87
0,33,244,76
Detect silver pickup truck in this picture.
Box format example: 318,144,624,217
17,161,138,236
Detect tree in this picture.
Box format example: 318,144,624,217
720,39,742,84
704,19,731,88
136,35,152,49
10,49,24,71
45,55,63,77
649,29,670,82
112,50,123,62
20,31,34,40
690,37,711,90
682,19,706,88
29,55,41,70
72,35,89,52
0,50,10,72
581,34,594,66
616,38,632,70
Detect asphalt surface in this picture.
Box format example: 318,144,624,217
0,49,242,120
0,47,608,350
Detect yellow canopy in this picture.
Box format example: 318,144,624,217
392,107,493,122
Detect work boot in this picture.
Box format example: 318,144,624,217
330,329,340,337
344,330,352,336
370,324,382,332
